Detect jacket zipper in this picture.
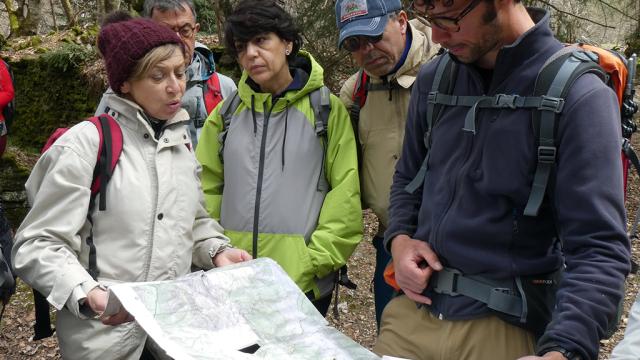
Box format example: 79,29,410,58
431,69,486,261
251,99,274,258
143,147,160,282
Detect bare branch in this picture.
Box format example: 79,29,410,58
535,0,616,29
594,0,638,22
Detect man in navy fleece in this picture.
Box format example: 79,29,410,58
374,0,631,359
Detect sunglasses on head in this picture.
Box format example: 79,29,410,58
341,34,384,52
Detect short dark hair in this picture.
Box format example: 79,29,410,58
143,0,197,21
224,0,302,61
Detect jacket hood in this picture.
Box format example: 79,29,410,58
191,42,216,82
236,50,325,112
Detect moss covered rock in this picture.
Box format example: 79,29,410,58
9,45,104,150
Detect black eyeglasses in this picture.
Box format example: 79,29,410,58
341,34,384,52
173,23,196,38
422,0,483,32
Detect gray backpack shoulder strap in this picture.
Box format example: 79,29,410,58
405,54,458,194
310,86,332,191
217,90,241,163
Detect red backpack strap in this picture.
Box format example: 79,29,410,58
204,73,223,114
41,128,69,154
352,70,369,108
86,114,123,211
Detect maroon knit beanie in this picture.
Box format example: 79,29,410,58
98,13,184,94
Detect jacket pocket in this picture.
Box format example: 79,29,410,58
225,230,316,294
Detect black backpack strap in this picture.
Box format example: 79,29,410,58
623,139,640,242
405,54,458,194
32,290,55,340
310,86,332,192
217,90,241,163
524,50,606,216
349,70,367,171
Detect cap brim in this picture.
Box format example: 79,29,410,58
338,14,389,48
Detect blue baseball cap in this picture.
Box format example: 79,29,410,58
335,0,403,48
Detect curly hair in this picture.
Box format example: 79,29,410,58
224,0,302,61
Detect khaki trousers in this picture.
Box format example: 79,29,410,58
374,295,536,360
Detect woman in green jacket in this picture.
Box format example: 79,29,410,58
196,0,362,315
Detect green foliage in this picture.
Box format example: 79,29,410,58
41,43,97,72
626,28,640,57
194,0,218,34
9,51,103,149
287,0,352,92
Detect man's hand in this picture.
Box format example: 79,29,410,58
517,351,568,360
86,287,134,326
390,234,442,304
213,248,252,267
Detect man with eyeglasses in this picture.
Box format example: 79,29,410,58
335,0,438,328
374,0,629,359
96,0,236,148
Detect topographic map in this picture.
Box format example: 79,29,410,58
108,258,383,360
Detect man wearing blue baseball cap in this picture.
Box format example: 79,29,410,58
335,0,438,328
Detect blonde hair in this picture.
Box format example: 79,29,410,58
129,43,186,81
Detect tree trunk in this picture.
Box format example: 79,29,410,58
48,0,56,30
105,0,120,13
1,0,20,36
96,0,104,21
60,0,74,27
17,0,42,35
212,0,225,42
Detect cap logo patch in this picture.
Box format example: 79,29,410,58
340,0,369,23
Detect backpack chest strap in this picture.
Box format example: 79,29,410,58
428,92,565,134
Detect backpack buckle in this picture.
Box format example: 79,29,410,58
427,91,438,104
538,96,565,113
433,268,462,296
494,94,518,109
538,145,557,164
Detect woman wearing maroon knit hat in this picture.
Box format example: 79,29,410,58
11,11,250,359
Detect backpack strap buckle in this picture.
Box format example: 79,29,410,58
537,145,557,164
433,267,462,296
494,94,519,109
538,96,565,113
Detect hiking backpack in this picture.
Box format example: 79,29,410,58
204,73,223,115
1,60,15,134
0,203,15,325
384,44,638,339
32,114,123,340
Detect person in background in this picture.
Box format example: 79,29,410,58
0,58,14,156
196,0,362,316
96,0,236,148
12,12,250,360
374,0,630,359
610,291,640,359
335,0,438,326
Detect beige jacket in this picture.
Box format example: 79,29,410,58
12,94,229,360
339,20,438,231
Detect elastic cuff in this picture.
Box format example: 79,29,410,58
383,231,412,254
